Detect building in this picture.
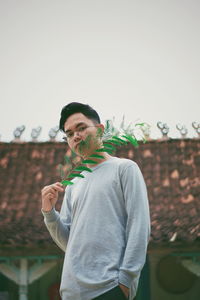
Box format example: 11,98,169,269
0,137,200,300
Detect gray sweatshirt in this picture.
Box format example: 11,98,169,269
42,156,150,300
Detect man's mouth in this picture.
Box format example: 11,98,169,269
75,140,85,149
75,142,81,148
74,136,92,152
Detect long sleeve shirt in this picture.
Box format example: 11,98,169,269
42,156,151,300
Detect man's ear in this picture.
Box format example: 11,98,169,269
96,124,104,138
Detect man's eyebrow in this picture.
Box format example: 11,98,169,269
64,122,87,134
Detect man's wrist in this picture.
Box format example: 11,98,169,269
119,283,129,298
41,207,53,213
41,207,59,222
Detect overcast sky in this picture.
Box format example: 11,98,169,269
0,0,199,142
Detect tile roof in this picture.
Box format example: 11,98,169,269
117,138,200,246
0,139,199,253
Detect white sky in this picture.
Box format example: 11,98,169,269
0,0,199,142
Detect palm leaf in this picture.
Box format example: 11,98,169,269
103,143,116,151
135,122,145,126
68,173,85,178
61,180,74,186
105,139,122,146
112,136,127,144
142,137,147,143
122,134,139,147
60,121,142,185
95,148,114,154
74,166,93,172
89,154,105,159
82,159,98,164
64,155,71,164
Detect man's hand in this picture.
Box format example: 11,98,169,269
41,182,64,212
119,283,129,299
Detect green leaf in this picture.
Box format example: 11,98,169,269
64,155,71,164
95,148,114,154
71,151,78,159
61,180,74,186
122,135,139,146
96,127,103,137
68,173,85,178
136,123,145,126
142,137,147,143
105,139,122,146
82,159,98,164
74,166,93,172
111,136,127,144
103,143,116,150
88,154,105,159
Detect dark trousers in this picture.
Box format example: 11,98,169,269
92,286,128,300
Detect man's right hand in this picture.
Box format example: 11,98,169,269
41,182,64,212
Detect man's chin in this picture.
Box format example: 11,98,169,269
73,144,87,157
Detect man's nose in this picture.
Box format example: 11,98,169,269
73,131,81,141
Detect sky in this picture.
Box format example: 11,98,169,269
0,0,200,142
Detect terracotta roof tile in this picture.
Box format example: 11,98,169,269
0,139,199,251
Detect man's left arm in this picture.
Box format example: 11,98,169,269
119,162,151,295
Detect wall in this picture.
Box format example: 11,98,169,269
149,252,200,300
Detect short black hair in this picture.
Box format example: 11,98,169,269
59,102,101,132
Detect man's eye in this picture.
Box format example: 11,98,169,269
67,132,73,137
79,126,87,132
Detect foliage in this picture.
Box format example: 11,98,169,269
59,118,149,186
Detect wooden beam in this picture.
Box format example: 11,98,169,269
0,263,19,284
29,261,57,284
19,259,28,300
0,257,58,300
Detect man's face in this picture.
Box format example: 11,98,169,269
63,113,104,157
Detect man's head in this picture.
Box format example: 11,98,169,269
59,102,104,157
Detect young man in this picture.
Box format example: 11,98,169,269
41,102,150,300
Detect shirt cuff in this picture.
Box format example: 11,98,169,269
118,270,133,288
41,208,59,222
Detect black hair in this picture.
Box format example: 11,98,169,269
59,102,101,132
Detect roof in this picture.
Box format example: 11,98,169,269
0,139,199,254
